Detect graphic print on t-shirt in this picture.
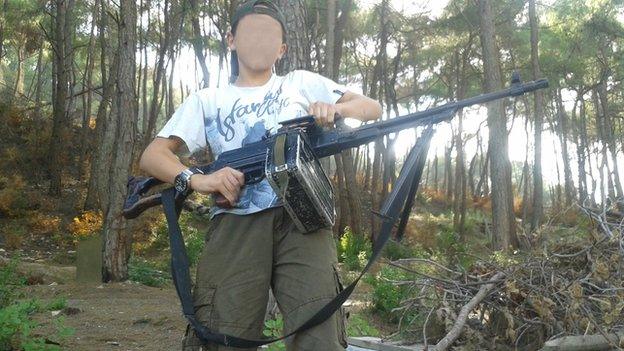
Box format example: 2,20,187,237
215,86,289,143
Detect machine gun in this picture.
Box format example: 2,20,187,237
123,76,548,223
123,75,548,348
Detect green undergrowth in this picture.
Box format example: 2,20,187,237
346,312,380,337
262,315,285,351
132,210,209,287
128,256,171,287
0,257,74,350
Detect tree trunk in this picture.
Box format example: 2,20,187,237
12,42,24,99
0,0,6,70
189,0,210,88
555,88,576,205
325,0,336,78
78,0,99,180
143,0,172,149
593,89,612,203
84,0,119,211
332,0,353,76
521,98,532,226
141,3,150,135
453,50,468,236
432,154,439,191
597,71,623,200
369,0,389,241
529,0,544,231
444,144,454,200
468,152,477,197
48,0,75,196
276,0,308,72
578,97,590,203
478,0,518,249
33,44,44,122
102,0,137,282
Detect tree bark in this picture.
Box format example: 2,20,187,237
78,0,99,181
578,96,590,203
444,144,454,200
48,0,75,196
597,71,623,200
142,0,175,149
12,41,24,99
0,0,6,68
189,0,210,88
478,0,518,249
84,0,119,211
453,50,468,236
555,88,576,205
529,0,544,231
102,0,137,282
276,0,308,72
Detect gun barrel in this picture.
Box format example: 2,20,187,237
313,78,549,158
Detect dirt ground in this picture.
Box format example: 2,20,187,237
26,281,187,351
19,266,380,351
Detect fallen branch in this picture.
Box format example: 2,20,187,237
434,272,506,351
540,331,624,351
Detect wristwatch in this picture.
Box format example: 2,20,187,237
174,167,204,195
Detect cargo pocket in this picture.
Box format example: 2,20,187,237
332,264,349,348
194,286,217,325
182,286,218,351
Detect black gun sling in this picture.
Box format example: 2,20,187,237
160,127,435,348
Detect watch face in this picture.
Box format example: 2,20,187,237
174,174,188,193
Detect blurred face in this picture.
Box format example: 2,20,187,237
228,13,286,74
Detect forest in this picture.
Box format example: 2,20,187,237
0,0,623,350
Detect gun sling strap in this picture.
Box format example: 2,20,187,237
161,127,435,348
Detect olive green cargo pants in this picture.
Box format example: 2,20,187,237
181,206,348,350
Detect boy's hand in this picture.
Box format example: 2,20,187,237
190,167,245,206
308,101,340,127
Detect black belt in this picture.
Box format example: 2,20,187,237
161,127,434,348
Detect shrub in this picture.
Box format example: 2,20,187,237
0,300,74,351
402,213,441,250
383,239,425,261
68,210,103,241
148,211,205,266
364,265,414,323
337,227,371,271
0,174,28,218
0,257,26,308
262,315,285,351
0,257,74,350
45,297,67,311
346,312,380,337
2,221,27,249
179,212,204,266
128,257,170,287
28,213,62,236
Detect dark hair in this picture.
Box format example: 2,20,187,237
230,0,288,82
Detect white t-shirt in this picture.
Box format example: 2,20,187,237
157,70,347,216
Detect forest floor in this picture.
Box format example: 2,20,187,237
25,279,186,351
2,248,386,351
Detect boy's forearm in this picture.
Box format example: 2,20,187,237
139,145,187,185
336,93,382,122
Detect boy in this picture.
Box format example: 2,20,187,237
139,1,382,350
